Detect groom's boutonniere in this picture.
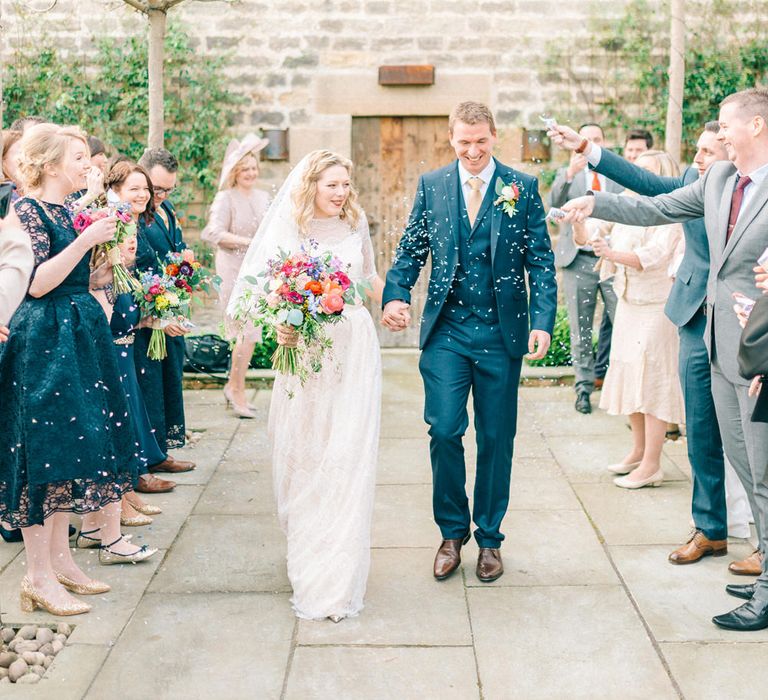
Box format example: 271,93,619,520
493,177,521,217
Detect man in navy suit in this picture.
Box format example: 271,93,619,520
549,121,742,569
382,102,557,583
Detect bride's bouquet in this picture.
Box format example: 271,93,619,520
73,202,141,294
232,241,368,382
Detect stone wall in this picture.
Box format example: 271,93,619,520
4,0,639,180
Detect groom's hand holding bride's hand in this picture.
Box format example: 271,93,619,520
381,300,411,332
526,330,551,361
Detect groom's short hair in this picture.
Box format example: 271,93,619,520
449,102,496,135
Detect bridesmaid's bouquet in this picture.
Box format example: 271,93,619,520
163,249,220,298
133,270,191,360
133,251,219,360
232,241,368,382
73,202,141,294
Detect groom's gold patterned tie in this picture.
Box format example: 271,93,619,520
467,176,483,227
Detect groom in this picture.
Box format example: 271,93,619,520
382,101,557,582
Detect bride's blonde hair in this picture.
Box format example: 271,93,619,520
292,150,362,235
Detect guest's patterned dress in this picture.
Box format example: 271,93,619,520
0,197,136,527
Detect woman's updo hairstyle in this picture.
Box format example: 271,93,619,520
17,123,88,192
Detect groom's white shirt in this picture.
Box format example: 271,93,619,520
458,159,496,205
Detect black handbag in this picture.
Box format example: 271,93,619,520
184,334,231,377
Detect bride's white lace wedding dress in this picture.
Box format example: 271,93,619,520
269,214,381,620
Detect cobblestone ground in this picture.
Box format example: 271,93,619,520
1,353,767,699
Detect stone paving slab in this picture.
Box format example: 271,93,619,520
296,548,472,647
661,642,768,700
609,544,768,642
148,513,289,594
468,585,679,700
284,646,480,700
85,592,293,700
573,481,699,546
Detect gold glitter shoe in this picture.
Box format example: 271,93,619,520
99,536,158,565
120,513,153,527
20,576,91,616
55,572,111,595
134,503,162,516
75,528,102,549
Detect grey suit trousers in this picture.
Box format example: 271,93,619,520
711,360,768,577
562,252,617,394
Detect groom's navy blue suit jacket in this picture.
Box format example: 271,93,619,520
383,158,557,357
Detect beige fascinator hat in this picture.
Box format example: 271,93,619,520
218,133,269,189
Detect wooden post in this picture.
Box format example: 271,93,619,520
665,0,685,163
147,7,167,149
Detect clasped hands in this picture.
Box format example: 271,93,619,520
380,300,551,360
381,300,411,332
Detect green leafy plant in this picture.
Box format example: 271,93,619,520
544,0,768,159
3,21,242,215
526,306,573,368
251,332,278,370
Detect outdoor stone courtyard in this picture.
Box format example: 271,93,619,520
1,352,767,699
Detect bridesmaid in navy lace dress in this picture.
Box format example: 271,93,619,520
0,124,136,615
133,148,196,480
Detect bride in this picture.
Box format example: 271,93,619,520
229,150,384,622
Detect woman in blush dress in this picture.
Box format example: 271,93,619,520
230,150,383,622
574,150,685,490
202,134,270,418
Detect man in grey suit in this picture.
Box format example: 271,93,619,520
561,88,768,631
548,121,741,570
550,123,624,414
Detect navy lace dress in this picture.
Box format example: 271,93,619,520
111,293,167,471
133,203,187,450
0,198,136,527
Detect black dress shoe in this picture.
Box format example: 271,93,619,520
712,596,768,631
575,393,591,414
726,583,756,601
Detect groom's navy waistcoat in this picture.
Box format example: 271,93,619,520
383,158,557,357
443,192,499,325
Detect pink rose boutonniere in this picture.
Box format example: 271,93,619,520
493,177,522,217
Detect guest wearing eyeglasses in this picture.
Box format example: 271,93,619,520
131,148,195,490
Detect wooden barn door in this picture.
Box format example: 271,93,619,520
352,116,455,347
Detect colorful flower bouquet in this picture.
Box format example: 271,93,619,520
232,242,369,382
163,249,220,299
133,270,190,360
133,250,220,360
73,202,141,294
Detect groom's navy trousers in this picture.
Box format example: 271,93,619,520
421,314,522,547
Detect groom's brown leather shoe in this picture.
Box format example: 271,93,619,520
433,533,471,581
668,530,727,565
476,548,503,582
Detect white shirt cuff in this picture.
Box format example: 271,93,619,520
586,144,602,168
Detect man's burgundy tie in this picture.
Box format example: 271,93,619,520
726,175,752,242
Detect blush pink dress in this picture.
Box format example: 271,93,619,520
202,187,270,342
